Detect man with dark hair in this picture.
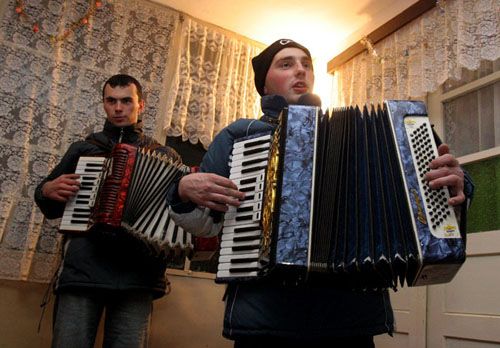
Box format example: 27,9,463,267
168,39,473,347
35,74,179,347
102,74,143,102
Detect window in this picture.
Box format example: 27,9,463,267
428,58,500,233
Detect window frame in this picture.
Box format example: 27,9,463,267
427,70,500,166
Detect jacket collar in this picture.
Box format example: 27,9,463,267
260,95,288,125
102,119,143,143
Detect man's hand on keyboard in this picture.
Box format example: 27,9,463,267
178,173,245,212
42,174,81,202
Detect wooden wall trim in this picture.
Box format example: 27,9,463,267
327,0,437,73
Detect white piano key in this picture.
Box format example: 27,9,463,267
218,252,260,263
220,247,261,256
221,230,262,241
218,261,261,271
220,238,261,249
216,270,259,279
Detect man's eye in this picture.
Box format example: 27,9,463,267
281,62,291,68
302,61,312,69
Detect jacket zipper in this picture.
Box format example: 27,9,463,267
118,127,124,143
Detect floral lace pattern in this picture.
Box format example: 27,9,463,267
0,0,261,281
164,17,262,148
334,0,500,107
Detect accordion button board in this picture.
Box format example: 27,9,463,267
403,117,459,238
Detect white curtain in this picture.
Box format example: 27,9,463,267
163,17,262,148
333,0,500,106
0,0,262,282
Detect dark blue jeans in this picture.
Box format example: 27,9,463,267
51,289,153,348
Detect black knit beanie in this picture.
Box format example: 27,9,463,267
252,39,312,96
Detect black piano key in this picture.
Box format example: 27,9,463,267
242,158,267,167
233,225,260,233
243,147,269,156
243,139,270,148
236,206,254,213
230,257,259,264
239,177,257,185
233,235,261,242
73,208,91,212
72,213,91,218
70,219,89,224
232,244,259,252
241,165,267,174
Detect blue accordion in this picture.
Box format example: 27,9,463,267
217,101,465,289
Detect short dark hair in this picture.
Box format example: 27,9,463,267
102,74,143,102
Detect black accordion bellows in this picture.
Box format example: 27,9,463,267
312,105,418,289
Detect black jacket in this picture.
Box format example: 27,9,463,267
170,96,393,339
35,120,180,299
170,95,474,340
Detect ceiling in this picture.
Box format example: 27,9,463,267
150,0,419,64
148,0,421,106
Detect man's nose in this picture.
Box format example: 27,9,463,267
114,101,123,111
295,63,306,75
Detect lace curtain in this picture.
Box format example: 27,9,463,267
162,17,262,148
0,0,261,282
333,0,500,107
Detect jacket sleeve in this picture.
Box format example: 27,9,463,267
167,125,235,236
168,119,276,236
34,141,90,219
459,170,474,244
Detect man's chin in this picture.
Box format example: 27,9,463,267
287,93,307,104
110,119,132,127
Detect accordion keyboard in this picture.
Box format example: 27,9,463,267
217,134,272,280
60,157,106,232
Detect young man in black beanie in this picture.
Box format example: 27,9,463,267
169,39,471,347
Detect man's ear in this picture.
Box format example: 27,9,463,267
138,99,145,113
263,85,268,95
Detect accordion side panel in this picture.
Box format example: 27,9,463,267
274,105,317,271
384,100,465,286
